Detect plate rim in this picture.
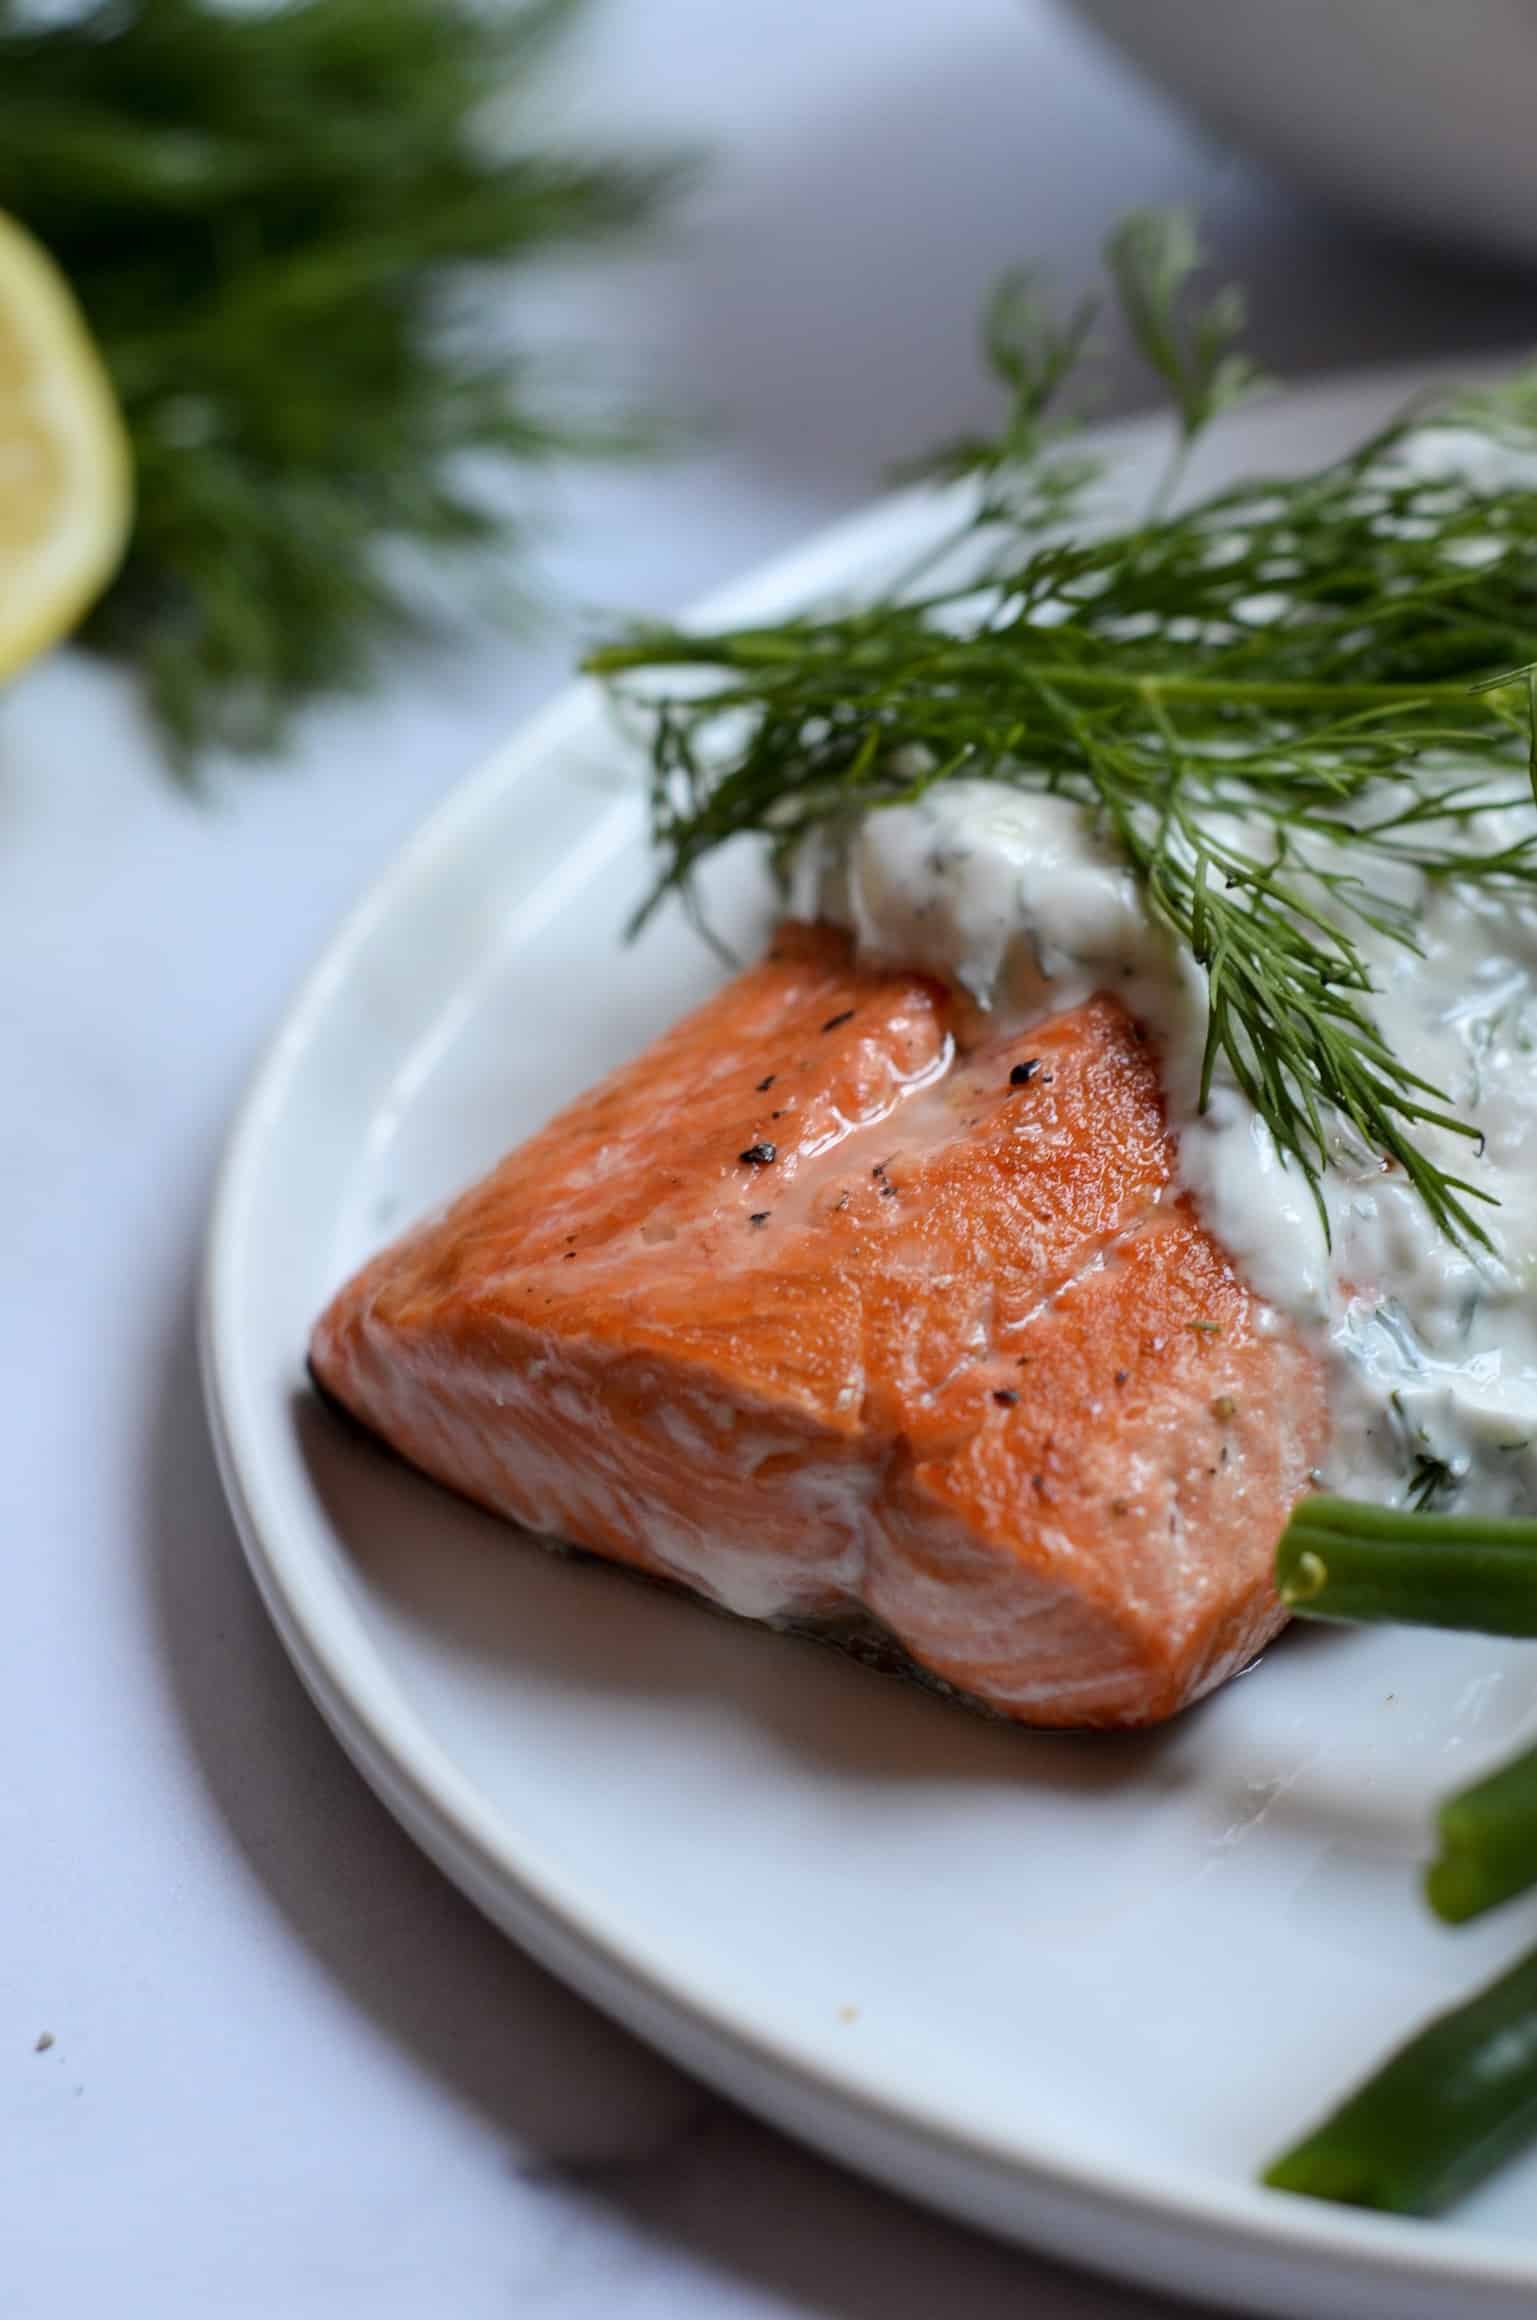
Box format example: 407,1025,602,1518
202,355,1537,2312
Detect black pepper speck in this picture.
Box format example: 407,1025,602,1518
756,1075,776,1092
993,1388,1019,1407
822,1010,855,1033
1009,1059,1041,1088
749,1212,770,1226
739,1143,777,1166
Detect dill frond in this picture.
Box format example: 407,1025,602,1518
0,0,679,761
586,210,1537,1254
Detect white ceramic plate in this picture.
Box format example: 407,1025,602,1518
205,366,1537,2320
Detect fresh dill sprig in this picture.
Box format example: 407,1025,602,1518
1409,1451,1462,1514
586,209,1537,1253
0,0,678,762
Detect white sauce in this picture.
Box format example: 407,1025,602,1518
797,781,1537,1514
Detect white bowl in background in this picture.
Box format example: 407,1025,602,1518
1067,0,1537,266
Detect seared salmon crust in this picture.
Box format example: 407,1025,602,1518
310,922,1326,1726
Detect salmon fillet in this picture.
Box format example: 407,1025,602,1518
310,921,1327,1727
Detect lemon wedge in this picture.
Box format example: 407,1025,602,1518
0,210,132,681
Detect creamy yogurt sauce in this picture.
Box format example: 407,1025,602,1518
796,780,1537,1514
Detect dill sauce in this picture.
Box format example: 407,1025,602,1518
802,782,1537,1515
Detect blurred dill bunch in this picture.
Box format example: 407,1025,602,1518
0,0,677,761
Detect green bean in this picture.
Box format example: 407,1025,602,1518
1264,1940,1537,2213
1275,1496,1537,1635
1427,1738,1537,1925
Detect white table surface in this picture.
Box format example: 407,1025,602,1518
8,5,1537,2314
